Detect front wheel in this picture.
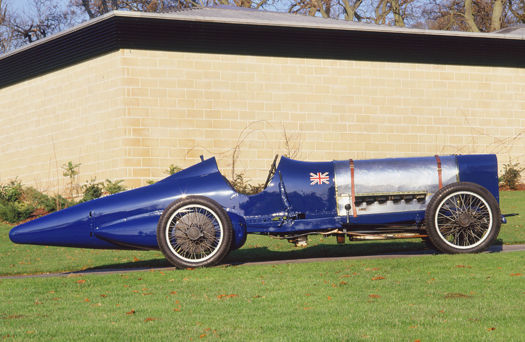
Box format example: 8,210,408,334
425,182,501,254
157,196,233,268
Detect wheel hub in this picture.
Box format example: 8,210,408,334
186,225,203,241
458,213,473,227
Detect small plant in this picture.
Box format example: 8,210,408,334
61,161,81,199
81,178,103,202
103,179,126,195
165,164,182,175
146,164,183,185
230,173,264,195
499,161,524,190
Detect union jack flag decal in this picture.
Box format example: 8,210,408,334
310,172,330,185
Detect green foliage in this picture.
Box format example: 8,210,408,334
230,173,264,195
103,179,126,195
81,178,103,202
0,201,35,223
0,179,23,203
146,164,183,185
61,161,81,179
0,175,127,223
62,161,81,198
165,164,182,175
500,161,524,190
80,178,126,202
0,180,34,223
23,187,73,212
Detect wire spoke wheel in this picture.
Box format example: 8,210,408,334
435,192,491,249
167,205,223,262
425,182,501,254
157,196,232,268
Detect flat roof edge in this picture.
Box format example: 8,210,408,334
0,12,117,61
1,9,523,62
111,10,525,41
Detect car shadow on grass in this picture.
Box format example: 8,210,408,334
79,240,432,273
224,240,433,264
72,238,517,275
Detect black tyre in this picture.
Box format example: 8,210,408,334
157,196,233,268
425,182,501,254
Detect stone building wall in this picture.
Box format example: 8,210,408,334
1,48,524,192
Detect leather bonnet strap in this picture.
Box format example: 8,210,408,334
435,155,443,189
349,159,357,218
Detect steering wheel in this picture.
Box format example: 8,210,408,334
263,155,279,189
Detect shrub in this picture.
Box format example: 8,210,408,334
81,179,103,202
0,176,127,224
0,180,24,204
500,161,524,190
0,180,36,223
23,187,73,212
0,201,35,223
23,187,57,212
103,179,126,195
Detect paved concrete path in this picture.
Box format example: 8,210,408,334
2,244,525,280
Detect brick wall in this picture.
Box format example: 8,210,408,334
1,49,524,192
0,52,126,193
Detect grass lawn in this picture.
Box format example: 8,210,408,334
0,191,523,340
497,190,525,244
1,252,524,341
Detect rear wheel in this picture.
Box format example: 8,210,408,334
425,182,500,254
157,196,232,268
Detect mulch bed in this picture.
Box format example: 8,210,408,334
499,183,525,191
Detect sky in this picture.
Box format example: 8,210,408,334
4,0,69,16
4,0,37,15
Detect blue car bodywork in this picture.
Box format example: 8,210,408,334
10,154,503,268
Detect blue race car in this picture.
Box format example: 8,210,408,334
10,154,504,268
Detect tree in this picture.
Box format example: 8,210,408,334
0,0,13,53
289,0,334,18
508,0,525,22
72,0,198,19
0,0,76,51
206,0,272,8
423,0,523,32
72,0,273,19
1,0,524,55
371,0,416,26
287,0,418,27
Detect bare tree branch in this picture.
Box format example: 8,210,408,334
340,0,362,21
81,0,95,18
508,0,525,22
490,0,506,31
464,0,480,31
